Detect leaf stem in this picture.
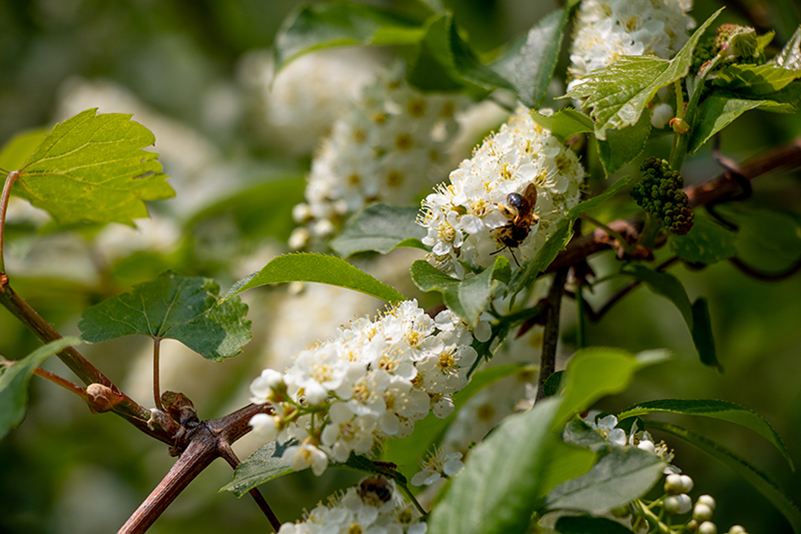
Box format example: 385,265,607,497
396,480,428,517
153,337,164,411
0,170,20,273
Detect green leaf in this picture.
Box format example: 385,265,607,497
220,442,294,497
690,93,794,154
541,370,564,398
618,399,794,470
274,2,425,70
407,13,515,97
563,417,614,452
556,516,635,534
222,253,407,305
11,109,174,226
410,256,509,325
668,214,737,264
500,9,568,108
185,175,306,242
330,204,427,257
566,9,722,140
1,337,82,440
382,363,532,478
426,398,594,534
596,111,652,176
772,25,801,69
621,265,721,370
650,421,801,534
545,446,665,514
529,108,594,144
712,64,801,96
553,347,670,429
0,129,47,171
79,271,251,361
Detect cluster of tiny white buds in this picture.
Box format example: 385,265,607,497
410,446,464,486
290,66,466,247
664,473,694,495
249,300,488,476
277,476,427,534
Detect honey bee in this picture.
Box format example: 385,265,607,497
492,183,539,266
357,476,394,505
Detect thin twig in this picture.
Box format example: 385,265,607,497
218,440,282,532
0,170,20,273
153,338,164,412
536,267,568,402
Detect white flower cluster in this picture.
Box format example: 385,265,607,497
249,300,486,476
291,68,464,244
418,107,585,277
411,446,464,487
568,0,696,86
278,477,426,534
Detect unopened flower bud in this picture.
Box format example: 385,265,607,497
699,521,718,534
665,493,692,514
694,503,714,521
697,494,716,510
727,526,747,534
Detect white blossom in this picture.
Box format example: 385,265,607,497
298,66,465,240
418,106,585,277
568,0,696,88
249,300,486,476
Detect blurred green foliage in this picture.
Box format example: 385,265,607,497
1,1,800,533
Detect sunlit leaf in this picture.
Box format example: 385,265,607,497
0,129,47,171
545,447,664,514
650,421,801,533
1,338,82,440
79,271,251,361
566,9,722,139
10,109,174,226
712,64,801,96
619,399,794,470
427,398,595,534
330,204,427,257
529,108,593,143
553,347,670,429
410,256,510,325
222,253,407,305
772,25,801,69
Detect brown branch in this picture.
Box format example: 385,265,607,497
536,267,568,402
119,403,274,533
549,135,801,272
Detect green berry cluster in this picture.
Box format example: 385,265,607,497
630,158,694,235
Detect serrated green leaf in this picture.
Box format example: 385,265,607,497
597,111,651,176
79,271,251,361
566,9,722,140
529,108,594,143
544,446,664,514
222,253,407,305
553,347,670,429
410,256,509,325
407,13,515,97
690,93,794,154
0,129,47,171
11,109,174,226
772,25,801,69
274,2,425,71
650,421,801,533
1,337,82,440
622,265,721,370
556,516,635,534
668,214,737,264
619,399,794,470
382,363,532,478
220,442,294,497
499,9,567,108
330,204,427,257
712,63,801,96
185,175,306,242
427,398,595,534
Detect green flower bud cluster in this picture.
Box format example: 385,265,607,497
692,24,769,74
631,158,694,235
